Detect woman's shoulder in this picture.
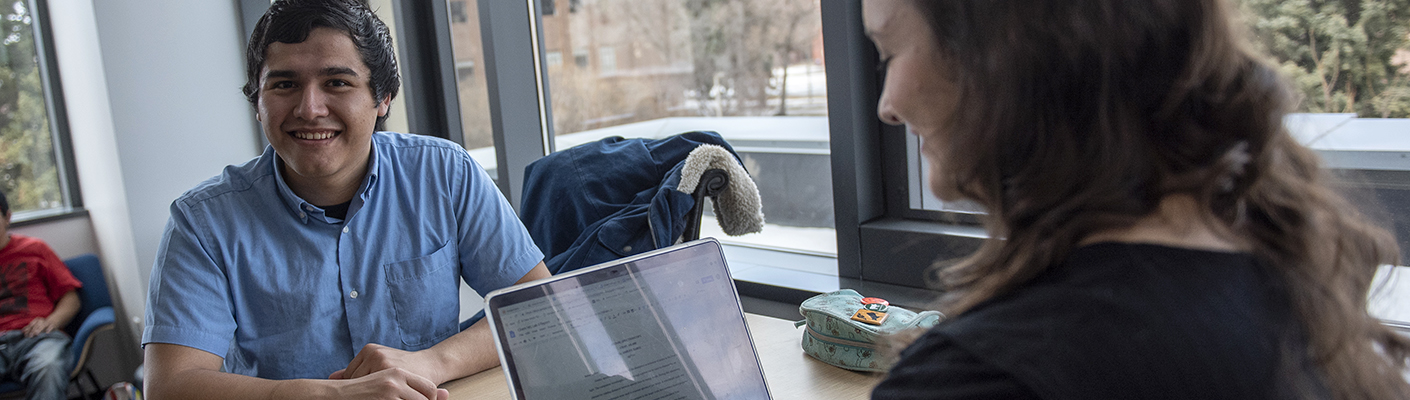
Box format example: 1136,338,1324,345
921,242,1295,398
872,328,1041,399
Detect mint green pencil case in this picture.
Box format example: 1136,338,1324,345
795,289,944,372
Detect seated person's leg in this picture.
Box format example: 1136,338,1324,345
19,332,69,400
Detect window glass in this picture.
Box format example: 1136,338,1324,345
366,0,411,135
442,0,497,171
0,0,68,218
540,0,835,261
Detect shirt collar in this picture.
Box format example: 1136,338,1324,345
269,140,381,225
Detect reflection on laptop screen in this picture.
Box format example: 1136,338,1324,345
487,240,769,400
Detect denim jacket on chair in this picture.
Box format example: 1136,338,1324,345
520,131,741,274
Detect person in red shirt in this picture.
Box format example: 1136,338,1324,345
0,189,81,400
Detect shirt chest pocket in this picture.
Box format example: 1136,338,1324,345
383,241,460,349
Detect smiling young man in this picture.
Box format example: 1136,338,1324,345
141,1,549,399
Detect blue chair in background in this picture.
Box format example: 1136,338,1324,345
0,254,117,399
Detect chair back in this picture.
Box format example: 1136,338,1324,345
61,254,111,336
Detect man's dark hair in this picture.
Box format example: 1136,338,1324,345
0,188,8,216
242,0,400,128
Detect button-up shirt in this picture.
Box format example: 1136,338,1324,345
143,131,543,379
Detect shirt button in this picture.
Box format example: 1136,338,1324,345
350,290,359,299
299,212,306,219
343,226,350,234
305,205,314,211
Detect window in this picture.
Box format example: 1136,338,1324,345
443,0,497,162
538,0,835,274
1243,0,1410,327
364,0,411,134
296,0,1409,330
880,0,1410,324
572,49,588,68
0,0,79,220
595,46,614,74
449,1,468,24
455,60,474,81
541,0,555,16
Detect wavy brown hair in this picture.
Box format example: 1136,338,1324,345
907,0,1410,397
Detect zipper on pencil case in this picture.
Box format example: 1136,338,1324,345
805,325,878,351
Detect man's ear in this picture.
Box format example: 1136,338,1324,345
377,96,391,117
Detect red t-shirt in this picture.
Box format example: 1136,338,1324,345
0,234,83,331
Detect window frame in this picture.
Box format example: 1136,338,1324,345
241,0,962,299
822,0,980,291
9,0,84,223
233,0,1410,326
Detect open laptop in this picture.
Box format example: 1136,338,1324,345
484,238,771,400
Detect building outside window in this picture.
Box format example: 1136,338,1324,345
443,0,497,155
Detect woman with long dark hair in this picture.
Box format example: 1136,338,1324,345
863,0,1410,398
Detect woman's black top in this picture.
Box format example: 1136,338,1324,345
872,243,1324,399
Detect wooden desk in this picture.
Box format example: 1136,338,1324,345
445,313,883,399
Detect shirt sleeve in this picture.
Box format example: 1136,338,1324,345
453,153,545,297
142,201,238,358
872,331,1040,400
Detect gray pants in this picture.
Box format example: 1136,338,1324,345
0,331,70,400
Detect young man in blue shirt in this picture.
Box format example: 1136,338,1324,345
141,1,549,399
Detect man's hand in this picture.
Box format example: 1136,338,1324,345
329,262,552,386
146,343,450,400
331,343,442,383
327,368,449,400
22,317,58,337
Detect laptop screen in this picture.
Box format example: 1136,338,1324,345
485,239,770,400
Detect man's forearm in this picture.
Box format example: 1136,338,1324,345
146,343,446,400
147,368,329,400
419,318,500,385
417,261,549,384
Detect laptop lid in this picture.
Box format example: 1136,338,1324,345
484,238,771,400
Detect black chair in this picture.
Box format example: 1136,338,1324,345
0,254,117,400
681,168,731,242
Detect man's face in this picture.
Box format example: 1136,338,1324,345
0,210,10,240
256,27,389,185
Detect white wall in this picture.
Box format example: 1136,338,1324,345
90,0,263,300
10,216,98,261
48,0,260,365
